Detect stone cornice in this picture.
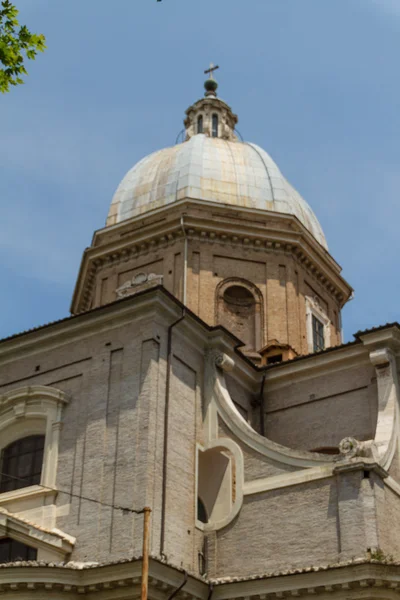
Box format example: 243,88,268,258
1,558,400,598
261,324,400,390
71,200,353,315
263,342,368,389
0,288,254,387
358,326,400,351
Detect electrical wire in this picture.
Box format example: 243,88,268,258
0,471,145,515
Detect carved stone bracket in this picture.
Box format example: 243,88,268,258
116,272,163,299
215,352,235,372
338,437,375,460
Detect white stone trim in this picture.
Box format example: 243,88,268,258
369,348,400,470
0,386,69,529
0,385,69,491
0,507,74,561
195,439,245,533
243,465,334,496
205,350,334,468
305,295,331,353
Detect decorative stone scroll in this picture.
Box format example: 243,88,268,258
339,437,360,459
214,351,235,372
116,272,163,299
338,436,375,460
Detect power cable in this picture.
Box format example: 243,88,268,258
0,471,145,515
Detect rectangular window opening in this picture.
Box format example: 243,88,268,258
312,315,325,353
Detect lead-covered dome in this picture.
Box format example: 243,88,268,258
107,80,328,249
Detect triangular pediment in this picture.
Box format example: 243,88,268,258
0,508,75,561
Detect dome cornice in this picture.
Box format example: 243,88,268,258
72,200,352,315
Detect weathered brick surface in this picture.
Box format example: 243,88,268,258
264,364,377,451
0,287,389,579
215,479,340,577
85,204,344,357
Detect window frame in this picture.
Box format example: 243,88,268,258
197,114,203,134
305,295,331,354
312,314,325,352
0,386,68,504
0,435,46,494
212,113,218,137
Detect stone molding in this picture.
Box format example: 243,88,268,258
206,349,335,468
0,508,74,560
0,385,70,533
72,201,352,314
369,347,400,470
2,557,400,598
0,385,69,490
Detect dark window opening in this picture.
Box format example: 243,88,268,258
0,538,37,563
312,315,325,352
212,114,218,137
223,285,255,309
267,354,283,365
197,497,208,523
0,435,45,493
197,115,203,134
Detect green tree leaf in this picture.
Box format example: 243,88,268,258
0,0,46,93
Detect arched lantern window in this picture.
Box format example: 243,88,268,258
212,114,218,137
197,115,203,134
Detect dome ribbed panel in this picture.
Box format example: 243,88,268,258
108,135,327,249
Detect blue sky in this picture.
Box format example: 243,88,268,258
1,0,399,342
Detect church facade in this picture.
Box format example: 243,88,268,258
1,76,400,599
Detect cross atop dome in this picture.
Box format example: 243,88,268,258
204,63,219,78
204,63,219,97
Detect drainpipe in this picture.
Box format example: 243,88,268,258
259,374,266,437
180,215,188,306
160,309,186,556
167,571,188,600
207,583,214,600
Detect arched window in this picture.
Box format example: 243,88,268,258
197,115,203,134
0,435,45,493
0,538,37,563
221,285,256,349
212,114,218,137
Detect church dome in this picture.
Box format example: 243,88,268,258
107,77,328,250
